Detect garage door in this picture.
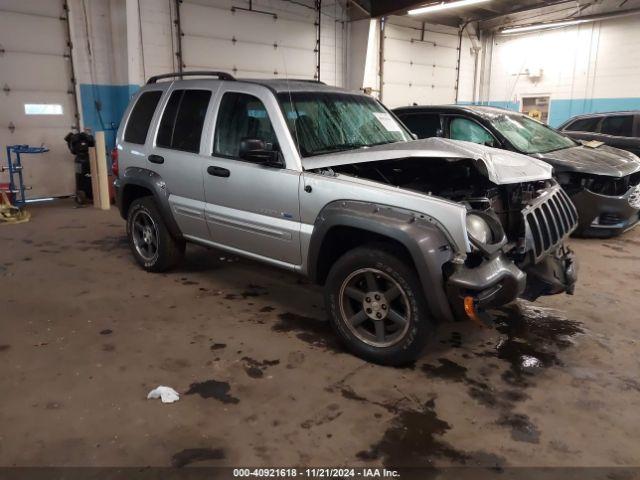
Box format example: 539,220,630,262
0,0,78,199
382,21,459,108
178,0,318,80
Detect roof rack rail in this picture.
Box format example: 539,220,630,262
286,79,326,84
146,71,236,84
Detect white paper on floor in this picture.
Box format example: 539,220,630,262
147,385,180,403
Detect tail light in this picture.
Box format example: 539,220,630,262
111,147,119,177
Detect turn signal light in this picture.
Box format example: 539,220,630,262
464,296,485,328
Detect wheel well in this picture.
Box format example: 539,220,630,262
121,184,153,218
314,226,414,285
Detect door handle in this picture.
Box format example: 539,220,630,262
148,154,164,164
207,166,230,178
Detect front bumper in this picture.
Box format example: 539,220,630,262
446,253,527,317
570,185,640,237
446,244,578,320
521,245,577,301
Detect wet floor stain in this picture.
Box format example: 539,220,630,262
357,398,503,470
210,343,226,351
240,284,269,299
489,302,584,386
185,379,240,404
272,312,341,352
99,329,113,335
331,384,402,414
242,357,280,378
88,236,129,251
496,413,540,443
259,306,275,313
0,345,10,352
300,403,343,429
422,358,468,383
171,448,225,467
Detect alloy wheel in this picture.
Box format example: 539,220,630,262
338,267,411,348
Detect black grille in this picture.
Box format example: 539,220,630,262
524,187,578,261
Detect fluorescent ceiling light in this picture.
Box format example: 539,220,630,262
408,0,491,16
501,18,589,34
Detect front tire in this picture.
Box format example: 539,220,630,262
126,197,184,272
325,246,433,366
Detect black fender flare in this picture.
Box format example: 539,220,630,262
307,200,457,323
115,167,183,240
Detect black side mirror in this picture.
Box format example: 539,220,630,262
239,138,283,167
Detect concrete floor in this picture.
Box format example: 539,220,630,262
1,199,639,472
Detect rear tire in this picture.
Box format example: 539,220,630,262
126,197,184,272
325,246,433,366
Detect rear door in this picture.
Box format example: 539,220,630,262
0,1,79,198
203,86,302,267
146,84,218,240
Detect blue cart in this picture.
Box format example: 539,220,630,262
0,145,49,207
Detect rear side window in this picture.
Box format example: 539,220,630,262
124,91,162,144
565,117,600,132
601,115,633,137
398,113,441,139
156,89,212,153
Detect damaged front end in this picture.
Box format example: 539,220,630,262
444,181,579,323
309,139,579,323
556,171,640,237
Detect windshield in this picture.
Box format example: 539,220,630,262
491,113,576,154
278,92,412,157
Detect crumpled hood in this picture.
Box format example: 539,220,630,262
533,144,640,177
302,137,553,185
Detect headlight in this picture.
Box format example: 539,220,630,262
466,213,493,244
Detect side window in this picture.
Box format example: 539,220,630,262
214,92,278,158
601,115,633,137
565,117,600,132
155,89,212,153
399,113,441,139
449,117,496,147
124,90,162,144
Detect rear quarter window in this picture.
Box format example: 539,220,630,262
124,90,163,144
564,116,600,133
601,115,634,137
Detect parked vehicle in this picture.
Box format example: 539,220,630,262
114,72,578,365
394,105,640,237
558,111,640,157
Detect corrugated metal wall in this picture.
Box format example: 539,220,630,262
380,16,478,108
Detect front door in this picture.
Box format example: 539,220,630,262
203,89,302,267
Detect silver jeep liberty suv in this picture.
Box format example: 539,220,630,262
114,71,578,365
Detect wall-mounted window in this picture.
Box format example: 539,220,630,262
24,104,63,115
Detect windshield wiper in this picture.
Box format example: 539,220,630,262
306,140,402,157
306,143,368,156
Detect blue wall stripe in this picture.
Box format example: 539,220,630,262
79,84,140,151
